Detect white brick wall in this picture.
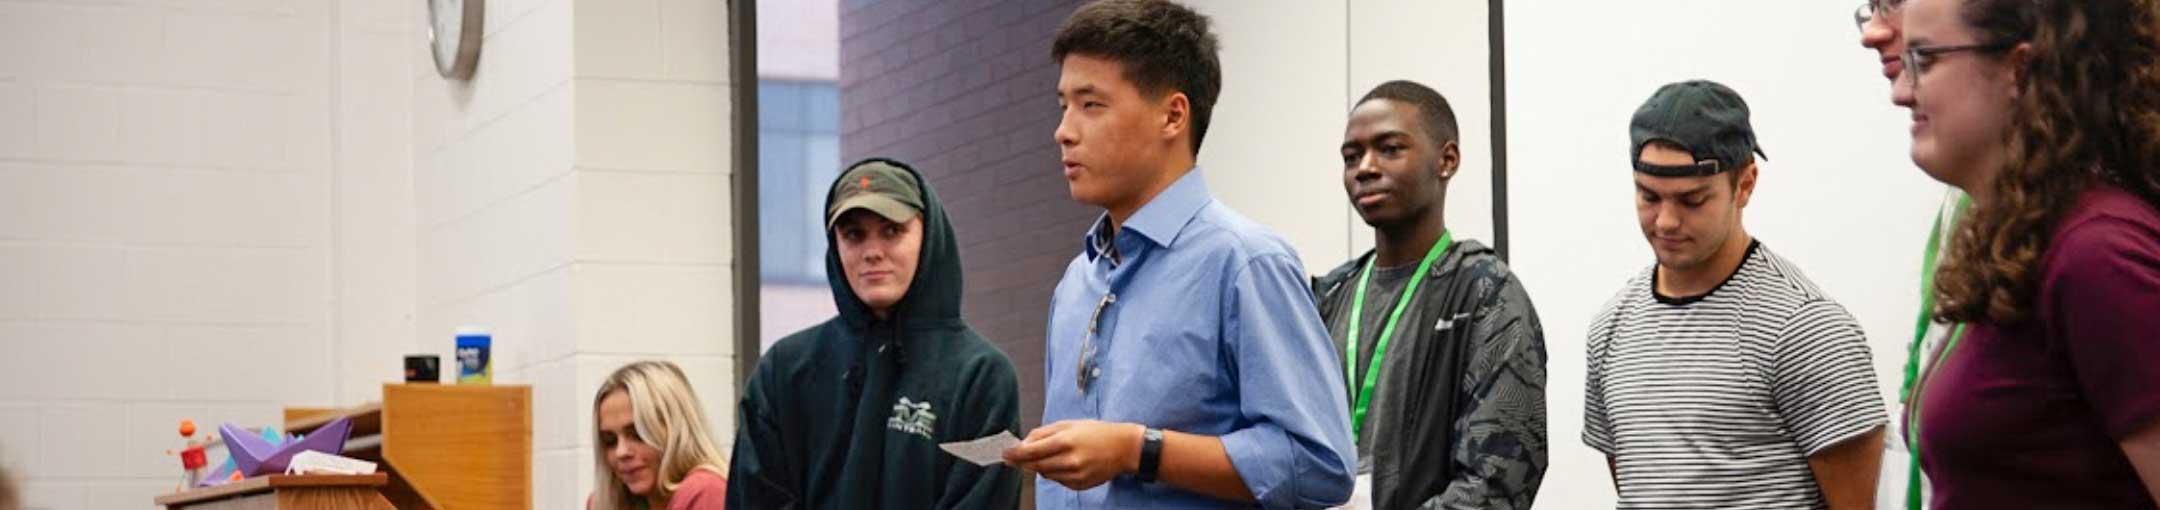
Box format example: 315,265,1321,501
410,0,578,499
0,82,31,158
409,0,738,509
552,0,737,503
0,0,738,507
332,13,420,406
0,0,341,507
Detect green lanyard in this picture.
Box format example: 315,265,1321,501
1899,195,1968,403
1899,193,1969,509
1345,230,1451,443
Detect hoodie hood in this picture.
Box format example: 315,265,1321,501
823,158,965,331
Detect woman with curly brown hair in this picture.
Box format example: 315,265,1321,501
1893,0,2160,507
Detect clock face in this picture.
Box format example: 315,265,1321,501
430,0,482,79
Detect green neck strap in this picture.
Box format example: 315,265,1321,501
1900,193,1970,509
1345,230,1452,443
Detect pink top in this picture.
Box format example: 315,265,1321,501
666,468,727,510
585,468,729,510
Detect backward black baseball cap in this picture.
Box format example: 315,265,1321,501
1629,80,1768,177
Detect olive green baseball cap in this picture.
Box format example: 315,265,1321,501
826,159,924,230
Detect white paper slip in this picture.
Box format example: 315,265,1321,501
939,431,1023,466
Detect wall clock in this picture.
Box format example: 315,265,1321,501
430,0,484,80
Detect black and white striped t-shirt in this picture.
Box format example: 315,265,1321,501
1584,241,1886,509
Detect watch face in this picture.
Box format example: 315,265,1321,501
430,0,466,77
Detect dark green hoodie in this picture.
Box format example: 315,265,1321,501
727,159,1022,510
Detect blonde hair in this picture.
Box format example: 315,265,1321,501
590,361,729,509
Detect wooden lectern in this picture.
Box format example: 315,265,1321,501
156,384,532,510
155,474,394,510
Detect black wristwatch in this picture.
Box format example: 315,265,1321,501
1137,426,1164,483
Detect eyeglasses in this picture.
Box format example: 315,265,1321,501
1901,42,2017,92
1853,0,1904,33
1076,293,1115,393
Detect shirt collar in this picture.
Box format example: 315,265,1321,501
1084,169,1211,261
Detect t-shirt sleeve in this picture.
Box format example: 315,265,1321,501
1582,296,1618,456
2043,215,2160,438
1771,300,1887,456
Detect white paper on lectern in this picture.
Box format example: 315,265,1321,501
939,431,1023,466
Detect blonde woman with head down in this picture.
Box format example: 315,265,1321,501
590,361,728,510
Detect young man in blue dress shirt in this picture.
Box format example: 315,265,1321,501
1001,1,1357,508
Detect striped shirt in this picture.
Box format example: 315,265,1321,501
1584,241,1886,509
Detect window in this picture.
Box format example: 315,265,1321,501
757,80,841,285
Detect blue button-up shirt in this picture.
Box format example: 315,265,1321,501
1037,169,1356,509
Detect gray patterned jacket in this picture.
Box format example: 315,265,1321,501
1312,239,1549,510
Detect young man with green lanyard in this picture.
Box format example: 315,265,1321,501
1856,1,1969,507
1313,80,1548,510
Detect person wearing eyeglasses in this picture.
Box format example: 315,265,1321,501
727,158,1023,510
1892,0,2160,508
998,1,1356,508
1583,80,1887,510
1856,1,1969,508
1312,80,1547,510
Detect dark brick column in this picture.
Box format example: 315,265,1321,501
840,0,1089,433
